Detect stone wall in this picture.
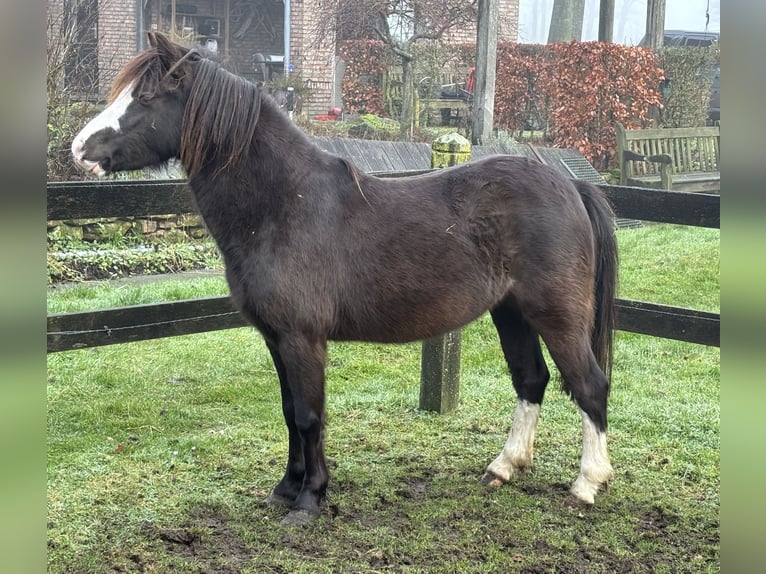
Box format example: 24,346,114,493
48,214,209,243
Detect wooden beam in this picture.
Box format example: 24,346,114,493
47,180,720,229
47,180,197,220
616,300,719,347
46,296,720,354
420,332,462,413
224,0,230,56
47,296,247,352
601,185,720,228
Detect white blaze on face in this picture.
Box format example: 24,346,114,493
71,81,136,177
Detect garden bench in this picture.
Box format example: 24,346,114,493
615,123,720,192
415,73,473,127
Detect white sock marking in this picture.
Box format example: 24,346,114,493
486,399,540,482
570,409,613,504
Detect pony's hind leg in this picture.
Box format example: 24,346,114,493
542,335,613,505
482,300,551,486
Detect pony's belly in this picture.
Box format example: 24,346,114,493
331,298,489,344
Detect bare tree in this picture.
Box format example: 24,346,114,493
598,0,615,42
547,0,585,42
47,0,115,180
644,0,666,49
321,0,477,139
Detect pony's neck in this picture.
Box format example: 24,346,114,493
184,70,323,234
252,96,319,172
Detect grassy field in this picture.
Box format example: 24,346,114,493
47,224,719,573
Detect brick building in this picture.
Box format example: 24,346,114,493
48,0,518,116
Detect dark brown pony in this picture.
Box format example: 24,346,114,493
72,33,618,526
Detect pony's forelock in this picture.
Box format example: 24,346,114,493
108,46,200,103
108,49,164,102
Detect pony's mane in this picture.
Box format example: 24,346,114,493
180,58,261,177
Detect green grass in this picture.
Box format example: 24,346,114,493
616,224,719,312
47,224,719,573
47,273,228,314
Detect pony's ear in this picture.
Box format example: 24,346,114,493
148,32,189,71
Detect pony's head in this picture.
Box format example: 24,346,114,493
73,32,261,178
71,33,195,176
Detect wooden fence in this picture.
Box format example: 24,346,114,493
47,178,719,355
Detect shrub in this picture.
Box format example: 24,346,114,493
654,45,720,127
339,40,388,115
48,100,103,181
538,41,664,170
47,237,222,285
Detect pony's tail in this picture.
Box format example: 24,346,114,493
575,180,619,380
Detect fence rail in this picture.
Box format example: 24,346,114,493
47,177,720,353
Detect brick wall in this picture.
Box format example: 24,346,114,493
290,0,337,117
98,0,138,93
49,0,518,111
444,0,519,44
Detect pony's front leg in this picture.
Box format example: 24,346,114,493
269,334,329,526
264,342,305,507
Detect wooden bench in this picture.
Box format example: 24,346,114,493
615,123,720,192
415,75,472,127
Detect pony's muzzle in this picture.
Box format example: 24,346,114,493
71,138,107,177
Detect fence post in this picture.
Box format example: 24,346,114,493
419,132,471,413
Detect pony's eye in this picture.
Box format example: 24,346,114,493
138,93,153,103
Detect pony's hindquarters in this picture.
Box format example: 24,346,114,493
483,179,618,504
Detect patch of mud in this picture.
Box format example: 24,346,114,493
396,478,429,501
636,504,678,534
140,508,252,574
117,487,716,574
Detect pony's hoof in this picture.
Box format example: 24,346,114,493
480,471,506,488
280,509,319,526
265,493,294,508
